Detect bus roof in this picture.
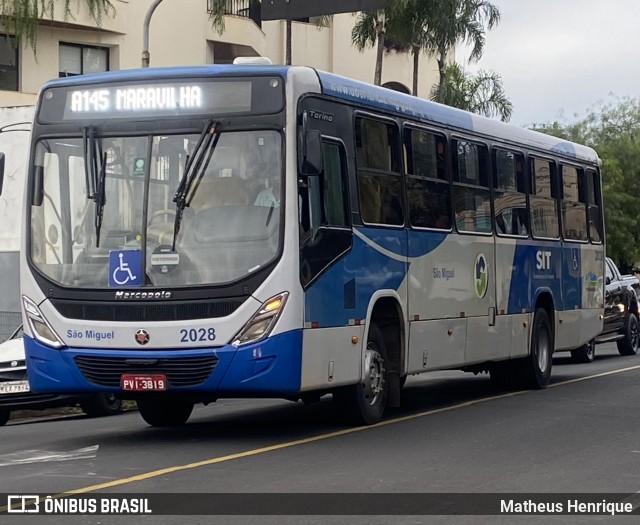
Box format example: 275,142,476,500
43,64,599,165
315,70,600,165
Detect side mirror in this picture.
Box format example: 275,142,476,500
606,276,611,286
0,153,5,196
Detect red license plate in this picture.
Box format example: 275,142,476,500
121,374,167,391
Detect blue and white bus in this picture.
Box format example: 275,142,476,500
6,63,604,426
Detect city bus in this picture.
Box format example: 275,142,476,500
4,63,604,427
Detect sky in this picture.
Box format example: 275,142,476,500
457,0,640,126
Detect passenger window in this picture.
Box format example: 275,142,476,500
404,128,451,229
586,169,603,243
356,117,403,225
452,139,490,233
529,157,559,238
561,165,588,241
493,149,528,237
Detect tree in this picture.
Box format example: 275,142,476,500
351,0,409,86
0,0,115,51
533,97,640,271
427,0,500,103
431,62,512,121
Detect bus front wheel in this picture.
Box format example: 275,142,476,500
137,398,194,427
334,323,388,425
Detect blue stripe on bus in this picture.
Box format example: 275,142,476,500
507,241,583,314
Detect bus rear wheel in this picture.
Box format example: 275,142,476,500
333,323,388,425
137,398,194,427
514,308,553,389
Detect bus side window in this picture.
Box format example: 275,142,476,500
529,157,560,239
586,169,603,243
452,139,490,233
404,128,451,230
493,149,528,237
560,164,588,241
355,117,403,226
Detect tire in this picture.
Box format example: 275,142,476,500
617,312,639,356
571,340,596,363
513,308,553,389
80,393,123,417
0,409,10,426
333,323,388,425
137,398,194,427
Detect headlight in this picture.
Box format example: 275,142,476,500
232,292,289,347
22,295,64,348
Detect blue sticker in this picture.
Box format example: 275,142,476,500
109,250,142,287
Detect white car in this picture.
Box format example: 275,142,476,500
0,326,122,425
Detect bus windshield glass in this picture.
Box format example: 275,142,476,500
29,129,282,288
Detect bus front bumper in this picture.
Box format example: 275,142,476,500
24,330,303,397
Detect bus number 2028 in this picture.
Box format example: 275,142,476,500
180,328,216,342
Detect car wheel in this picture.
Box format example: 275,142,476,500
80,393,123,417
0,409,10,426
617,312,639,356
333,323,388,425
137,398,194,427
571,340,596,363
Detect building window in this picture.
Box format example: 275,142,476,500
0,34,18,91
59,43,109,77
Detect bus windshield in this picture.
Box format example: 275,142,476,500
29,129,282,288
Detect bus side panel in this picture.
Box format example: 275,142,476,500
300,325,365,390
407,318,466,373
301,227,407,389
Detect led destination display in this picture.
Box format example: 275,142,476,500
38,76,284,122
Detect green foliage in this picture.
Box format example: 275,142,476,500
0,0,115,52
533,97,640,271
431,62,512,121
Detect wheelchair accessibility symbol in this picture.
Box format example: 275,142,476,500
109,250,142,287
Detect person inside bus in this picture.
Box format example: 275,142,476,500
254,176,280,208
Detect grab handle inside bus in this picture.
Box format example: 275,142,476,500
0,152,4,196
32,165,44,206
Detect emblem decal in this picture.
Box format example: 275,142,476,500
135,329,150,345
474,253,488,299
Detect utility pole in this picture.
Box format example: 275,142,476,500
142,0,165,67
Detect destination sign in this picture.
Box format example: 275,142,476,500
38,76,284,123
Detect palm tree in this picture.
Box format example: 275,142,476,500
351,0,409,86
431,62,512,121
427,0,500,103
0,0,115,51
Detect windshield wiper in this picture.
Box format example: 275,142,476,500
83,127,108,248
171,119,221,250
94,150,107,248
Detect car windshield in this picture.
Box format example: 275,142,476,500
29,130,282,288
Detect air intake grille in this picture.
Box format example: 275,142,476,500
74,355,218,387
51,298,246,322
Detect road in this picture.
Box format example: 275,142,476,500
1,343,640,524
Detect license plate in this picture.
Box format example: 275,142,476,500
120,374,167,391
0,380,30,394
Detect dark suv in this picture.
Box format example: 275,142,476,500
572,257,640,362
